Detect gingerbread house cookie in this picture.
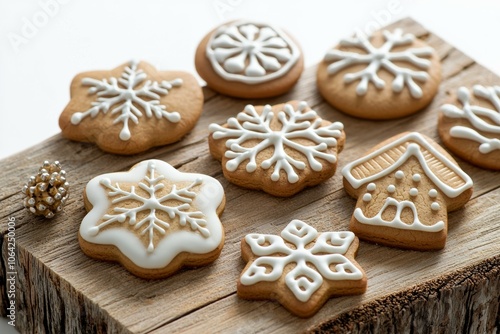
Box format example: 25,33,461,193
439,85,500,170
342,132,473,250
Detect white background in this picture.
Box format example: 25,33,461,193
0,0,499,332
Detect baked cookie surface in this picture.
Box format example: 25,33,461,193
79,159,225,279
439,85,500,170
209,100,345,196
342,132,473,250
238,219,366,318
59,60,203,155
195,20,304,98
317,29,441,119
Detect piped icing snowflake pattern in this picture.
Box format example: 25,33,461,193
71,60,183,141
80,160,225,269
89,161,208,253
240,220,364,304
209,101,344,183
324,29,433,98
441,85,500,153
206,21,300,84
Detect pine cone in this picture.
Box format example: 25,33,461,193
22,161,69,218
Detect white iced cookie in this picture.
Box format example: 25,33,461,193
79,159,225,279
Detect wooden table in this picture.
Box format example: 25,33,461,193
1,18,499,333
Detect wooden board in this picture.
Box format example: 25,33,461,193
1,18,499,333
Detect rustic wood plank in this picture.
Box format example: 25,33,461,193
1,17,499,333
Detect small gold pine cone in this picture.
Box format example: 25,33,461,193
21,161,69,218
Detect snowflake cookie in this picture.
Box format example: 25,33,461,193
59,60,203,155
208,100,345,197
317,29,441,119
342,132,473,250
79,159,225,279
195,20,304,98
238,219,366,318
438,85,500,170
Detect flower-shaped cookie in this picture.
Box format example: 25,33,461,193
238,220,366,317
209,100,345,197
79,159,225,279
59,60,203,155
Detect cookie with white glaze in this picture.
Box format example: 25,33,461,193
208,100,345,197
59,60,203,155
342,132,473,250
317,29,441,119
195,20,304,98
438,85,500,170
238,219,367,318
79,159,225,279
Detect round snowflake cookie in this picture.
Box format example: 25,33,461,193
438,85,500,170
79,159,225,279
59,60,203,155
317,29,441,119
195,20,304,98
208,100,345,197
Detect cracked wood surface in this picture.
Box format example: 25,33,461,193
0,18,499,333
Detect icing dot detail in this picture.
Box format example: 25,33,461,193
428,189,437,198
412,174,421,182
409,188,418,196
367,183,376,192
395,170,404,179
431,202,440,211
363,193,372,202
387,185,396,193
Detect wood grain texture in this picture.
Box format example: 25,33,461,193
0,18,499,333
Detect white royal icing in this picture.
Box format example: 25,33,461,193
324,29,433,98
441,85,500,154
209,101,344,183
80,159,224,269
240,220,363,303
71,60,183,141
342,132,473,199
354,197,445,232
206,20,300,84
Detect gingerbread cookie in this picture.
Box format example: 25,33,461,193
79,159,225,279
439,85,500,170
317,29,441,119
59,60,203,155
238,219,366,318
208,101,345,197
342,132,473,250
195,20,304,98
